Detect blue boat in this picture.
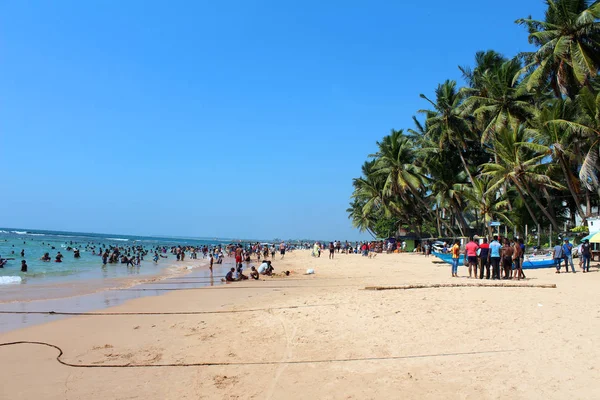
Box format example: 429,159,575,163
433,252,555,269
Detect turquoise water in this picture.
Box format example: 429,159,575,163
0,228,230,285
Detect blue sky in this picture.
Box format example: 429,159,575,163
0,0,545,240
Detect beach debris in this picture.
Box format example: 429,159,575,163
538,303,543,307
306,269,315,275
364,283,557,291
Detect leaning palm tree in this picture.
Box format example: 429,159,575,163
516,0,600,98
546,87,600,189
534,97,589,221
481,125,564,231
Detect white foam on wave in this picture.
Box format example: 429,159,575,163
0,276,22,284
0,230,8,233
12,231,27,235
107,238,129,242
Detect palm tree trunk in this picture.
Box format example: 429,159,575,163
521,178,560,231
452,200,469,237
405,185,458,237
510,177,541,227
458,150,475,184
557,152,586,223
586,189,591,218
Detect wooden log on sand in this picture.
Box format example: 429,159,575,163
364,283,556,291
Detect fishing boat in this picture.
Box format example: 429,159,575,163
432,252,555,269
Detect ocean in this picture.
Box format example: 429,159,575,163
0,228,231,286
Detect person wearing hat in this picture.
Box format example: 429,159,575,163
562,238,576,273
581,239,591,272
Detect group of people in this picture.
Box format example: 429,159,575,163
224,260,285,282
552,238,592,273
450,235,594,279
451,236,526,280
311,240,389,258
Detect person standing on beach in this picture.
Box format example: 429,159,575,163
562,239,576,273
478,238,490,279
329,242,335,259
513,239,524,280
489,236,502,280
451,240,460,277
209,254,214,272
235,245,243,270
465,237,479,278
501,239,514,279
553,242,564,273
581,239,591,272
280,242,286,259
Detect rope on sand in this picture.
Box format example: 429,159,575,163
0,341,516,368
0,303,338,316
364,283,557,291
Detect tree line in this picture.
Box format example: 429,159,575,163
348,0,600,240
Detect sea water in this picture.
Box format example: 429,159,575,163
0,228,230,287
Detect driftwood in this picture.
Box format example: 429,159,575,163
364,283,556,291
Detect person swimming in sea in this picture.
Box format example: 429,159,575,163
40,252,51,262
21,260,28,272
73,249,81,258
55,252,64,262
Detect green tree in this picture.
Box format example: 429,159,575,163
516,0,600,98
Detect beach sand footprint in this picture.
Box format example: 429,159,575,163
213,375,239,389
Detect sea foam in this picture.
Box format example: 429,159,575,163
0,276,22,284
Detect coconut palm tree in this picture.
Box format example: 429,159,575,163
516,0,600,98
534,97,589,221
459,176,514,237
419,80,477,183
546,87,600,189
481,125,564,231
461,58,538,144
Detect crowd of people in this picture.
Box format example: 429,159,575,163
447,236,594,279
310,240,404,258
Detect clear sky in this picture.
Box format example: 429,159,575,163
0,0,545,240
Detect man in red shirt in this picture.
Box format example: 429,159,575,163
465,237,479,279
478,238,490,279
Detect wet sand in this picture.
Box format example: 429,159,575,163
1,250,599,399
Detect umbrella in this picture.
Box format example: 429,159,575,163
579,232,600,243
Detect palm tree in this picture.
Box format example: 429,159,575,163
460,176,513,237
534,97,589,222
419,80,477,183
546,87,600,189
459,50,506,91
516,0,600,98
482,125,564,231
461,58,538,144
371,130,458,236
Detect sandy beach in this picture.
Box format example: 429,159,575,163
1,250,599,399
